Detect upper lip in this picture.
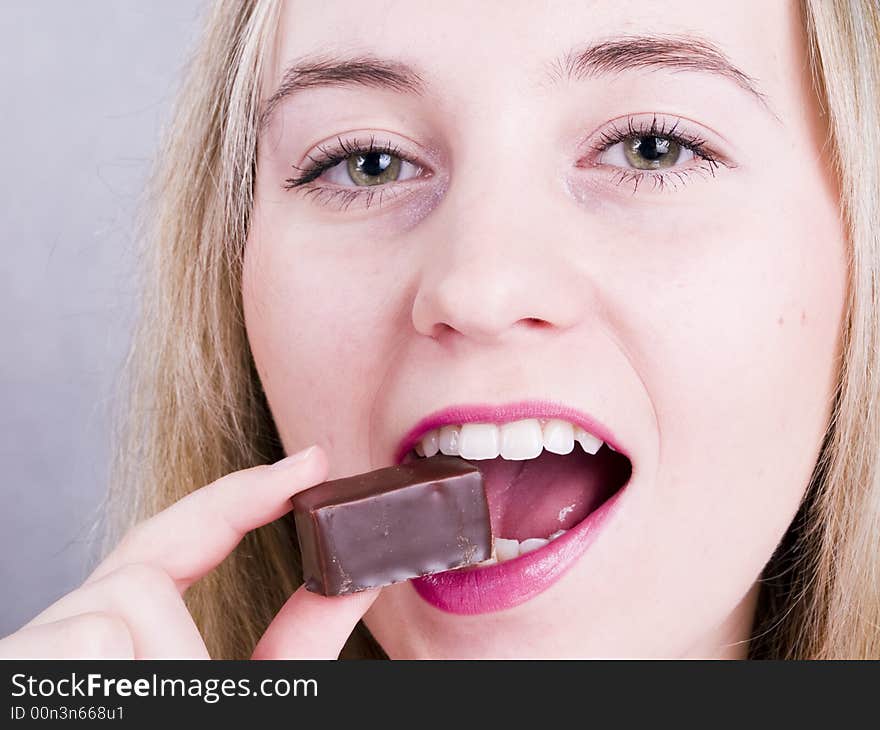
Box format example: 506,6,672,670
393,398,629,465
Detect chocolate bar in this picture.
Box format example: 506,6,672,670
292,455,491,595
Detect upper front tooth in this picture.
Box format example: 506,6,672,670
542,419,574,455
500,419,543,460
438,425,461,455
427,420,606,459
459,423,500,459
494,538,520,562
574,426,603,454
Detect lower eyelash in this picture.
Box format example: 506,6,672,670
609,158,723,195
300,184,393,212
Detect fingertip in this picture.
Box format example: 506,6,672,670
268,444,321,471
310,443,329,474
267,444,329,502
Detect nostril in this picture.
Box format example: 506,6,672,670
522,317,552,329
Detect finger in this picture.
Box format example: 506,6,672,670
252,585,380,660
26,564,209,659
0,612,134,659
89,444,327,592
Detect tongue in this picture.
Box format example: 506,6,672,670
463,448,625,541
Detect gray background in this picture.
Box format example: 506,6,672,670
1,1,206,636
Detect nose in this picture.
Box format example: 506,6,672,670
411,181,593,345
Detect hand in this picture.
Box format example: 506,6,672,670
0,445,379,659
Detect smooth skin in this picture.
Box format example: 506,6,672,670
244,0,846,658
2,0,847,659
0,446,376,658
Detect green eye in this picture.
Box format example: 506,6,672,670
346,151,403,186
623,136,682,170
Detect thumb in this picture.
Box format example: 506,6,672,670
252,586,380,659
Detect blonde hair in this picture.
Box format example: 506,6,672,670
106,0,880,658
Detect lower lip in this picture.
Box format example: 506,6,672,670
410,483,627,615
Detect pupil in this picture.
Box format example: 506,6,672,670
358,152,390,177
637,136,669,161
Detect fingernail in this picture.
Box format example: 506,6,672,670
269,445,317,471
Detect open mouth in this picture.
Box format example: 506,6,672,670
400,418,633,568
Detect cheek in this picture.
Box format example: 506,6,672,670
618,181,846,592
242,222,410,476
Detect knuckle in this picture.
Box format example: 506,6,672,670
203,470,246,498
71,612,133,657
209,464,268,492
112,563,176,596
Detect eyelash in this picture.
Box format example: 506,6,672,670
587,115,729,194
281,116,730,210
282,134,420,212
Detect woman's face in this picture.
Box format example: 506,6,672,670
243,0,846,657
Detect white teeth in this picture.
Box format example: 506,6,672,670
518,537,549,555
494,538,520,562
542,419,575,455
574,426,602,455
415,420,607,460
420,429,440,457
483,530,567,565
459,423,501,460
500,419,543,460
438,425,461,455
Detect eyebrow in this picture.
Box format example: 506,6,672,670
550,35,771,110
259,34,773,131
259,54,425,131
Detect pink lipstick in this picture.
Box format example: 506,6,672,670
411,487,625,614
395,399,633,614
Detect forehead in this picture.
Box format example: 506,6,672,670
269,0,794,98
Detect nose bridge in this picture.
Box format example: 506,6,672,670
411,152,592,343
